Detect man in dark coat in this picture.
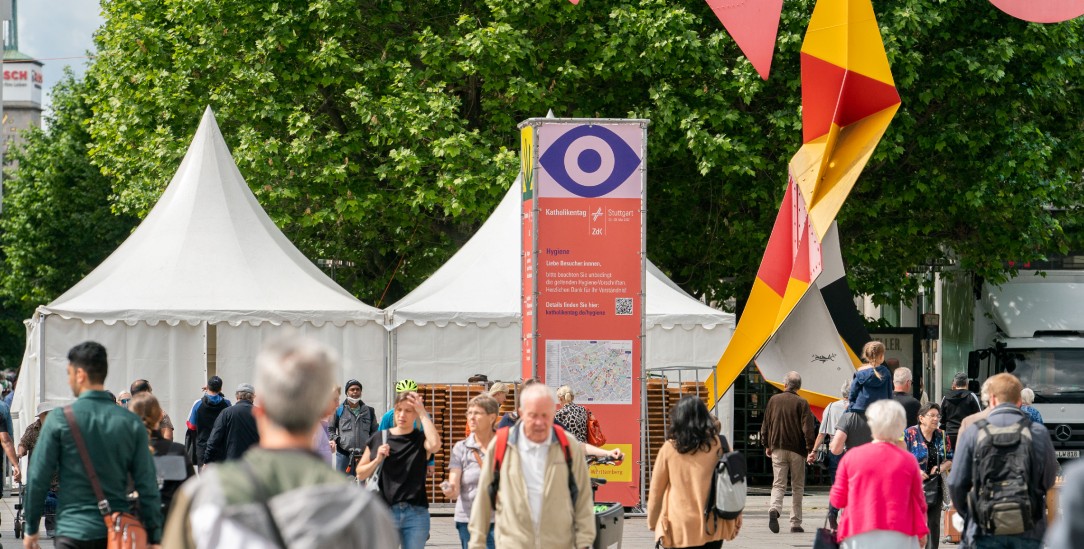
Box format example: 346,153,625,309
760,371,816,534
203,383,259,463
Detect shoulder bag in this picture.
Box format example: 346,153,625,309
365,430,388,492
63,405,149,549
586,409,606,446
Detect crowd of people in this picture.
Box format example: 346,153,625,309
8,335,1084,549
762,340,1072,549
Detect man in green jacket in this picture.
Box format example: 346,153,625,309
23,341,163,549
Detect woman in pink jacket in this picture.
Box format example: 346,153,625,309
830,399,929,549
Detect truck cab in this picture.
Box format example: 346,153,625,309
974,270,1084,461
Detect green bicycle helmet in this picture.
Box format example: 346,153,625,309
395,379,418,393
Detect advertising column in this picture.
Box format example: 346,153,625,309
520,118,647,506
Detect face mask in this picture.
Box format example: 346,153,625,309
346,397,361,405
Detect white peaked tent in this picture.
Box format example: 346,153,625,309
385,178,735,389
13,108,386,429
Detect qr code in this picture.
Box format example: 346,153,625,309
615,298,633,316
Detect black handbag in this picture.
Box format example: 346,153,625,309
813,516,840,549
923,474,942,507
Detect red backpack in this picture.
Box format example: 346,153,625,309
487,424,579,508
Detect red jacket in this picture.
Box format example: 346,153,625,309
829,441,930,542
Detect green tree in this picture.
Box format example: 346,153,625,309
83,0,1084,310
0,71,138,368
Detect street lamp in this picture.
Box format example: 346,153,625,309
317,258,355,283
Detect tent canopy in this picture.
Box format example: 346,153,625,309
45,107,381,325
387,179,733,331
14,108,386,430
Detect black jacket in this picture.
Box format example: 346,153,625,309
203,399,259,463
940,388,981,437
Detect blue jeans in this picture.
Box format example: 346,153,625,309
390,503,430,549
974,536,1042,549
827,449,843,486
456,521,495,549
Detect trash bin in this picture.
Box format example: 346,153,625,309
593,502,623,549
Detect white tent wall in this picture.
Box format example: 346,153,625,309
216,321,389,413
391,322,520,385
11,318,42,438
25,315,207,434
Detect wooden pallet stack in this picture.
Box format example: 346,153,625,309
447,383,488,447
418,384,450,503
643,378,670,504
642,378,709,503
417,383,522,505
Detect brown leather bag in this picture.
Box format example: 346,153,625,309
63,406,149,549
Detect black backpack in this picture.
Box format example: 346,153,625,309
967,412,1038,536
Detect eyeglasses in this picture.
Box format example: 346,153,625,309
120,399,131,404
924,413,941,419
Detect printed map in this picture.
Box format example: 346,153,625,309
545,339,633,404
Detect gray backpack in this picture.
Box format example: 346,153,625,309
705,436,746,534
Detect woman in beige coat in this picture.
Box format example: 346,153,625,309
648,395,741,549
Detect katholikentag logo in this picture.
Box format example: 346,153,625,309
1055,424,1073,442
539,125,641,198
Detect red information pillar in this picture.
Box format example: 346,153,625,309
520,119,647,506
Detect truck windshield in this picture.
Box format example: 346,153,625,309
1002,349,1084,403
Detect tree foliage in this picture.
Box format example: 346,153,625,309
36,0,1084,314
0,71,138,368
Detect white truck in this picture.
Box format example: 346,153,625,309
973,270,1084,461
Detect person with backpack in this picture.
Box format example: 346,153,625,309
467,383,595,549
830,399,929,549
185,375,231,467
162,335,398,548
947,373,1057,549
848,341,893,413
941,372,982,444
328,378,377,474
202,383,260,464
648,395,740,549
129,392,194,517
355,389,442,549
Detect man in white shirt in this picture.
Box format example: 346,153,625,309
468,383,594,548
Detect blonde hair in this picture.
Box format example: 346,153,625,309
862,341,886,365
556,385,575,404
488,382,510,397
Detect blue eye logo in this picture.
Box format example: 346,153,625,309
539,125,641,198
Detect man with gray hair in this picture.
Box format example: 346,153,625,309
760,371,816,534
202,383,259,463
469,382,595,548
163,335,398,548
892,367,921,427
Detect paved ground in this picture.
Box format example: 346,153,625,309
0,487,936,548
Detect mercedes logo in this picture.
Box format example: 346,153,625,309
1055,424,1073,442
